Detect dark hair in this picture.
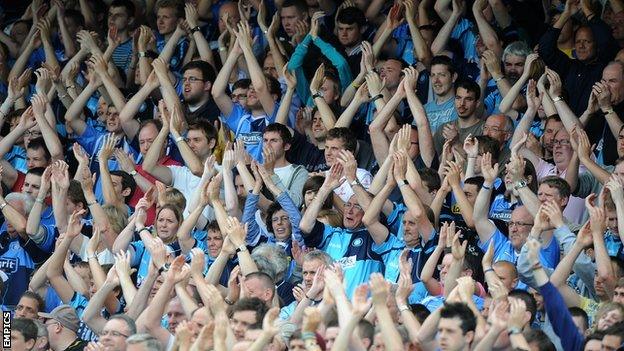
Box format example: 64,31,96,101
187,119,218,149
110,170,137,201
539,176,571,200
27,137,51,163
336,7,366,27
266,75,282,100
19,291,45,313
110,0,136,17
64,9,86,28
439,302,476,334
109,314,138,335
419,168,441,192
68,180,88,211
207,220,221,233
182,60,217,84
302,175,332,210
326,128,357,154
464,176,485,189
475,135,500,162
232,78,252,91
27,167,46,177
264,123,293,146
281,0,308,15
522,329,555,351
409,304,431,324
229,297,269,328
508,289,537,324
430,55,456,76
604,321,624,340
583,332,605,349
11,318,38,342
155,0,184,17
455,79,481,101
569,307,589,331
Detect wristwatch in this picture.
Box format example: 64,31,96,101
507,327,522,335
0,202,7,211
312,91,323,100
350,179,360,187
398,179,409,187
130,170,138,176
158,263,171,274
190,26,201,34
513,180,527,191
552,96,564,103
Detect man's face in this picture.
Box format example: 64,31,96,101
324,138,346,166
503,54,526,82
602,64,624,105
263,55,278,79
408,128,420,160
183,68,210,105
235,175,247,203
437,317,471,351
431,64,455,97
206,229,224,258
483,115,510,145
110,174,127,200
379,60,402,90
552,129,573,166
288,339,306,351
537,184,567,209
231,311,257,341
320,79,339,104
100,319,131,351
263,131,288,160
187,129,211,158
312,113,328,141
166,299,186,332
218,3,240,33
618,128,624,157
439,253,453,282
10,331,35,351
156,7,179,35
616,162,624,181
463,183,479,206
232,87,249,108
607,209,619,234
402,211,421,248
106,106,122,133
15,296,39,319
324,327,340,350
281,6,305,37
302,259,324,291
343,195,365,229
244,277,272,303
494,264,518,291
11,22,29,44
246,85,261,110
108,6,132,33
602,335,623,351
26,148,48,170
508,207,533,250
337,22,361,47
138,123,160,156
454,87,478,119
271,209,292,240
22,174,42,197
543,119,564,153
574,27,596,61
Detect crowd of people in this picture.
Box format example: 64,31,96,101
1,0,624,350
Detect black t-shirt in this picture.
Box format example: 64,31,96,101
64,338,88,351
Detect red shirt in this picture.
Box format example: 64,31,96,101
129,156,181,226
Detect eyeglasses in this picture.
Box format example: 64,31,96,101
552,140,571,146
182,77,205,84
508,221,533,228
100,330,129,338
343,202,363,211
232,93,248,100
483,125,504,134
271,216,289,223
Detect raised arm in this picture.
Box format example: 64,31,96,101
362,173,396,245
472,0,502,56
473,154,499,243
211,39,240,117
300,164,344,234
431,0,463,55
405,68,435,166
141,101,174,185
185,4,216,69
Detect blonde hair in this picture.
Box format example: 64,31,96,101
102,204,129,235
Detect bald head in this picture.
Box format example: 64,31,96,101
603,61,624,105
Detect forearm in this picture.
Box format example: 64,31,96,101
83,282,116,334
510,107,537,148
431,13,460,55
100,73,127,112
118,274,138,306
128,269,158,319
550,243,583,287
565,154,580,193
451,184,475,227
579,156,611,185
499,76,528,113
205,253,230,286
312,96,337,129
138,280,174,330
158,32,185,63
99,165,123,206
335,96,364,128
518,188,541,216
223,170,241,217
177,206,205,253
112,219,137,253
473,327,504,351
35,113,63,160
78,0,98,28
375,306,403,351
275,87,295,126
407,90,435,165
300,187,332,233
553,99,582,131
25,201,46,239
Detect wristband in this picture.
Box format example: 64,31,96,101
219,47,227,52
174,136,186,143
35,197,45,204
484,268,495,274
87,200,97,207
507,326,522,335
531,263,543,271
352,82,361,88
603,108,615,115
482,184,491,190
87,254,97,260
312,92,323,100
371,93,384,102
190,26,201,34
350,179,360,187
398,305,410,312
0,202,7,211
130,170,138,176
138,51,147,58
224,297,234,305
301,332,317,340
398,179,409,188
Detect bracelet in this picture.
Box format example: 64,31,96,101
531,263,543,271
482,184,491,190
468,156,477,159
87,254,97,260
371,93,384,102
35,197,45,204
87,200,97,206
552,96,564,103
224,297,234,305
0,202,7,211
301,332,317,340
67,84,76,90
352,82,361,89
236,245,248,253
494,75,505,83
484,268,495,274
59,93,69,99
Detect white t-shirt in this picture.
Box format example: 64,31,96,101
79,235,115,265
327,168,373,202
274,164,295,186
168,165,215,220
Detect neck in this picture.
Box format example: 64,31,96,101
54,335,77,351
274,157,290,168
457,115,480,128
189,95,211,109
251,107,265,116
436,92,454,104
117,30,130,42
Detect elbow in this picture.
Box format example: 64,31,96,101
190,165,204,177
362,214,375,227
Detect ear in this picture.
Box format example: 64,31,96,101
452,72,458,83
561,196,570,208
204,81,212,93
465,330,475,344
122,187,132,197
208,138,217,150
26,339,36,350
284,143,291,152
512,276,519,289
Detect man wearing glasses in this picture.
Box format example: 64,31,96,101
38,305,87,351
180,61,220,125
98,315,136,351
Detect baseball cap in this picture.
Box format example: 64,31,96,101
38,305,80,332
